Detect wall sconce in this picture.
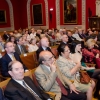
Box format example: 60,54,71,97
49,8,53,21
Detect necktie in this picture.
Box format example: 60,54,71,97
11,54,16,61
0,43,4,51
56,77,68,95
20,46,25,54
23,81,42,100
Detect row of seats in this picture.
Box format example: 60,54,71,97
19,45,59,69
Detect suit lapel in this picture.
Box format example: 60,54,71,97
11,79,25,92
6,54,12,62
40,64,51,75
11,79,35,99
40,64,58,85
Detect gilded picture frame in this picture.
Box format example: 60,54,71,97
32,4,43,25
63,0,77,24
0,10,7,23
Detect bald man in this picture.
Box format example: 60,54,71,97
36,37,53,59
35,51,86,100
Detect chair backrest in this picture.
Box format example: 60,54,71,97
20,52,38,69
0,78,10,91
32,73,39,87
51,45,59,58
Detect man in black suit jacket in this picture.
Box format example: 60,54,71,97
3,31,9,41
15,36,28,55
36,37,53,59
1,42,27,77
4,61,51,100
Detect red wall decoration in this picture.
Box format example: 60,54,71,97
0,0,97,30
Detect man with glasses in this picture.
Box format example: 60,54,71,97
1,42,27,77
35,51,86,100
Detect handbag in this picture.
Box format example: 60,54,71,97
75,70,91,84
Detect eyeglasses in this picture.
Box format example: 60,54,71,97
64,49,70,52
45,55,54,61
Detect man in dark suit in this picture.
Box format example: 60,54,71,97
36,37,53,59
1,42,27,77
15,36,28,55
67,31,76,44
3,31,9,41
4,61,51,100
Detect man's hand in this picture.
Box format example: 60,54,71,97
48,61,56,72
69,84,80,94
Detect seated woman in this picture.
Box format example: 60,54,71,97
56,44,95,100
82,39,100,68
28,38,38,52
70,40,100,99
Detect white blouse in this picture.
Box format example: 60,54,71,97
28,44,38,52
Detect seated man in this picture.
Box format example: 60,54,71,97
15,36,28,55
1,42,27,77
35,51,86,100
36,37,53,59
4,61,51,100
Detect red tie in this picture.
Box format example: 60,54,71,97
56,77,68,95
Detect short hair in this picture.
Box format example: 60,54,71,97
57,44,68,56
4,42,12,49
29,38,36,44
8,60,20,71
16,36,22,43
85,39,95,48
70,40,82,53
38,56,45,64
8,61,19,71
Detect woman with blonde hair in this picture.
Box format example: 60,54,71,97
28,38,38,52
82,39,100,64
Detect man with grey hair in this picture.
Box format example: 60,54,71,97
4,61,51,100
36,37,53,59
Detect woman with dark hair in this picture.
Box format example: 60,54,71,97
56,44,95,100
9,36,16,46
70,40,100,99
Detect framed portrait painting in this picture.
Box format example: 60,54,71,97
32,4,43,25
63,0,77,24
0,10,7,23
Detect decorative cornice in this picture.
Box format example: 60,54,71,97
27,0,49,29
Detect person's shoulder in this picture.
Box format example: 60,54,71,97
5,79,14,91
1,53,8,59
35,65,43,74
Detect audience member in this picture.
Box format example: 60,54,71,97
1,42,27,77
15,36,28,55
28,38,38,52
70,40,100,99
56,44,95,100
30,28,36,39
3,31,9,41
0,36,5,52
35,51,86,100
4,61,51,100
36,37,53,59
